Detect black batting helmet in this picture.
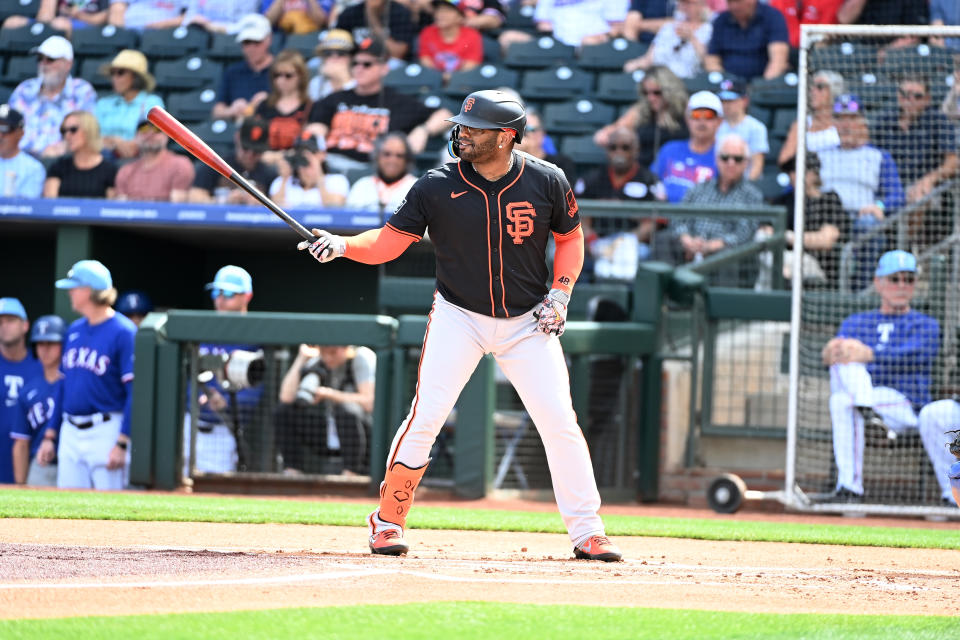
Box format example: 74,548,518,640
447,90,527,144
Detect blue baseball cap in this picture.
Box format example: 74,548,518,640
876,250,917,277
205,265,253,294
116,290,154,316
0,297,27,320
30,315,65,343
55,259,113,290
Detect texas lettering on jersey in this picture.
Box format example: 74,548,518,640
4,374,25,406
63,347,110,376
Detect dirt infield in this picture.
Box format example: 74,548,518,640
3,513,960,620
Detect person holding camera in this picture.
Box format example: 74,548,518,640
273,343,376,476
268,134,349,209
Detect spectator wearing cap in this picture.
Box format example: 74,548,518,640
821,250,948,505
333,0,418,62
115,291,154,327
345,131,418,214
418,0,483,82
650,90,722,202
0,297,43,485
308,29,357,101
262,0,332,33
0,106,45,198
44,110,117,199
662,133,762,284
704,0,789,81
189,116,278,204
94,49,164,159
8,36,97,158
270,134,349,207
306,36,453,173
1,0,108,38
113,119,195,201
255,50,313,162
819,93,904,290
10,314,66,486
107,0,189,31
871,77,958,206
715,78,769,181
778,69,844,167
54,259,137,490
212,13,275,122
185,265,261,475
623,0,713,80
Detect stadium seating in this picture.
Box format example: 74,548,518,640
880,44,953,80
519,65,595,101
78,56,114,91
165,88,218,124
282,31,325,60
752,168,790,202
542,98,615,135
594,71,641,105
684,69,741,95
0,22,64,55
383,63,444,96
72,25,139,59
770,108,797,139
153,56,223,92
847,80,897,112
3,54,34,86
503,2,537,33
559,134,607,167
421,92,461,115
808,41,879,78
503,36,575,69
207,31,244,64
445,64,519,99
0,0,39,23
577,38,647,72
748,74,801,110
179,119,236,157
138,26,210,59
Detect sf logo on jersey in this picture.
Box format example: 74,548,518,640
506,202,537,244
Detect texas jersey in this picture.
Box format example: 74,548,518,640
387,151,581,317
0,352,42,483
61,314,137,417
10,374,63,459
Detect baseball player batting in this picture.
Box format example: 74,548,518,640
300,90,622,562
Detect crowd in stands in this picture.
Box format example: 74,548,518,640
0,0,958,288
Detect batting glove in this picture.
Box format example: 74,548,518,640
532,288,570,337
297,229,345,263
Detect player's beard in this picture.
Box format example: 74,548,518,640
457,137,498,162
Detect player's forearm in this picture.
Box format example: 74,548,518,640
344,225,417,264
12,439,30,484
551,225,584,294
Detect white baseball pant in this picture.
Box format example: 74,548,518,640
57,412,125,490
382,292,605,545
182,414,238,476
916,399,960,503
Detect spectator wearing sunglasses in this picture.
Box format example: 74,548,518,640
663,133,761,285
575,126,666,280
44,111,117,199
822,250,951,505
212,14,275,122
112,120,195,202
715,78,768,181
346,132,418,214
183,265,262,476
778,69,844,167
308,29,357,101
8,36,97,158
0,105,45,198
650,90,722,202
94,49,164,159
255,50,313,163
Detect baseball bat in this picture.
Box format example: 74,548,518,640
146,106,318,243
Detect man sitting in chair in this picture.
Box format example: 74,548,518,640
822,250,947,503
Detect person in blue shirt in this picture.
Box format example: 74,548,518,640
650,90,722,203
0,298,44,484
822,250,953,504
704,0,789,81
94,49,165,159
10,315,65,486
55,260,137,490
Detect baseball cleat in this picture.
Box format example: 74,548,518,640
573,535,622,562
369,529,409,556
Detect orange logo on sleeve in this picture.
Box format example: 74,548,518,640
464,97,476,112
506,201,537,244
565,189,579,217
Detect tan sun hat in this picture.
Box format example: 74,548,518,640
100,49,155,92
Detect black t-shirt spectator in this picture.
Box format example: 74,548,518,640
775,189,847,285
308,87,434,161
335,3,418,50
255,101,311,151
193,155,278,196
577,164,664,235
47,155,118,198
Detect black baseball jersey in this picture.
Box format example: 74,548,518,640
387,151,581,318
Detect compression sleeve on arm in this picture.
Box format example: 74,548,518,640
343,224,419,264
551,224,584,295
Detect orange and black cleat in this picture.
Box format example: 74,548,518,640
369,529,409,556
573,535,622,562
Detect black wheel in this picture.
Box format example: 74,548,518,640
706,473,747,514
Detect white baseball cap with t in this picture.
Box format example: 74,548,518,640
205,265,253,294
686,90,724,118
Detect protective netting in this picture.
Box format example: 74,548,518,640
791,27,960,513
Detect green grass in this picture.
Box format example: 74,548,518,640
0,603,955,640
3,488,960,549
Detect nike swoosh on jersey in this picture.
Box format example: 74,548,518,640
450,190,468,199
69,333,79,341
